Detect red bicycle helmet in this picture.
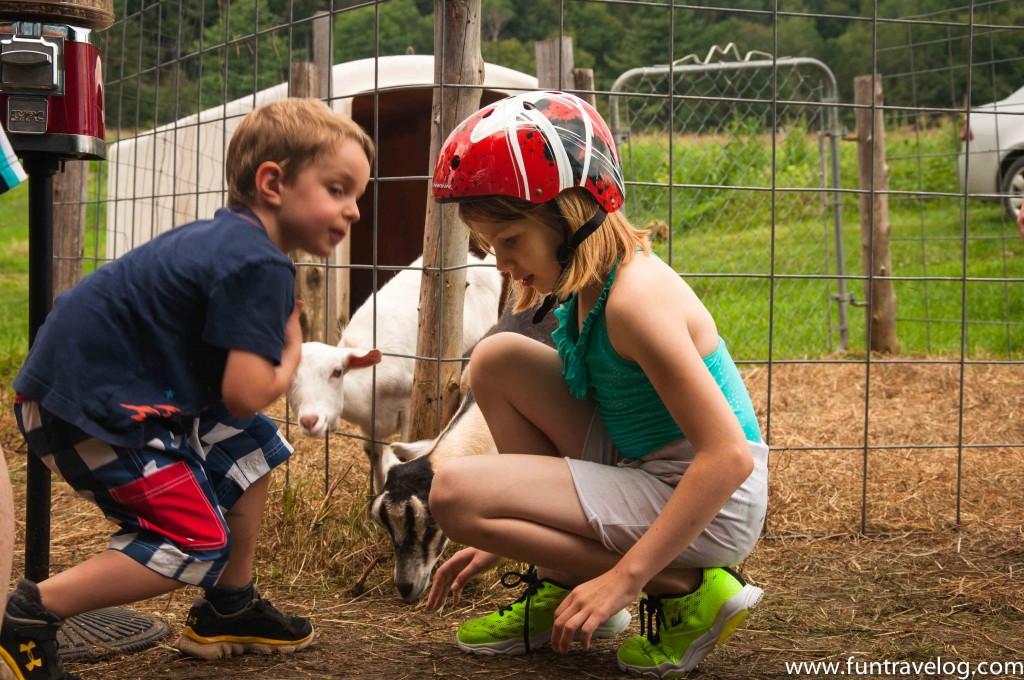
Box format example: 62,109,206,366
432,91,625,213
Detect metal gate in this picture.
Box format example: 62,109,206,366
609,45,850,359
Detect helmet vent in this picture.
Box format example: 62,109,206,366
451,155,461,169
522,100,537,111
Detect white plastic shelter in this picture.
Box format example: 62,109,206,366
105,56,538,285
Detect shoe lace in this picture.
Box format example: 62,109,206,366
250,596,294,626
497,566,541,653
639,594,667,645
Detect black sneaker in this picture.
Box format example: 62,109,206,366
1,583,81,680
174,590,314,660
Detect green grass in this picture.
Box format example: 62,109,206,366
0,180,29,387
0,125,1020,381
0,166,107,388
625,122,1024,360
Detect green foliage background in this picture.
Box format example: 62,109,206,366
4,0,1021,382
102,0,1024,130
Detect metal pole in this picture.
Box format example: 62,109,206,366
22,153,60,583
608,57,850,350
827,105,850,351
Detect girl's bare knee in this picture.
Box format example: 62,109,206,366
469,332,544,391
429,462,472,532
468,333,514,394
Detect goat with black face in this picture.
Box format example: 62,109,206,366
369,304,557,603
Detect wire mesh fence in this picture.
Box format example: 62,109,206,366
876,2,1024,359
609,48,849,358
8,0,1024,545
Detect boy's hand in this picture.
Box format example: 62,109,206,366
281,299,304,368
425,547,501,610
221,299,305,417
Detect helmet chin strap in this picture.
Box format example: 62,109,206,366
532,208,608,324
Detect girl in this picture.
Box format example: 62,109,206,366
425,91,768,678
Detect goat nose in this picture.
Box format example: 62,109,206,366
299,415,318,431
396,581,413,599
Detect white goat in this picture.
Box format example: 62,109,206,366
290,253,501,494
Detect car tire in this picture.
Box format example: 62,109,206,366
1000,154,1024,220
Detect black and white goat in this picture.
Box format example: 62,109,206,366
289,253,502,494
369,304,558,602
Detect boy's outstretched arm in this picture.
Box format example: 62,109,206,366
221,300,304,417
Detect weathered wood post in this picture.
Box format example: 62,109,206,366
573,67,596,108
854,74,899,354
289,61,329,343
535,37,574,90
52,161,87,295
314,10,349,339
535,37,596,106
408,0,484,440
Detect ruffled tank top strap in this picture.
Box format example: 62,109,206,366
552,259,620,400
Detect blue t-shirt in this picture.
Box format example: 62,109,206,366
13,207,295,447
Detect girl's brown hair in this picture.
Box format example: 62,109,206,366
459,188,650,312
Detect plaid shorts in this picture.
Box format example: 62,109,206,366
14,399,293,588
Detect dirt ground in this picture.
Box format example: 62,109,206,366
53,531,1024,680
2,360,1022,679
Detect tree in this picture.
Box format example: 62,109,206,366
481,0,514,42
331,0,433,63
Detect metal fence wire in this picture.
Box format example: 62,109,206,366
878,2,1024,359
14,1,1024,548
608,45,850,358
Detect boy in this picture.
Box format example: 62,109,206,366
2,98,373,680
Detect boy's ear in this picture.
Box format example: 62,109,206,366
254,161,285,207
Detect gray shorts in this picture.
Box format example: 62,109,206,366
565,412,769,568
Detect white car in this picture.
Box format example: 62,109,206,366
957,84,1024,219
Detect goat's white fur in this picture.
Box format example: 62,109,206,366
385,401,495,475
290,253,501,493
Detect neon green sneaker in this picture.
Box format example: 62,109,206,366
456,568,632,655
617,567,763,678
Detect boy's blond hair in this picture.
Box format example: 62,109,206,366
459,188,650,313
226,98,375,208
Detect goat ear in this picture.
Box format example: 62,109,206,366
380,446,403,478
345,348,383,370
391,440,433,462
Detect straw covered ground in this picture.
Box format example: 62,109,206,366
1,358,1022,679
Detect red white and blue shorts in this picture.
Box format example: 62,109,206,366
14,399,292,588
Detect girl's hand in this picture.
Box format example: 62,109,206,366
425,547,502,610
550,567,642,653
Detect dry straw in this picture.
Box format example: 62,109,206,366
1,357,1020,678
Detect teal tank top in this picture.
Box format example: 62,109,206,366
552,261,763,459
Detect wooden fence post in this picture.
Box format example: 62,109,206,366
535,37,574,90
53,161,87,295
313,10,348,340
573,67,596,108
854,74,899,354
289,62,329,343
535,37,595,106
408,0,483,440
